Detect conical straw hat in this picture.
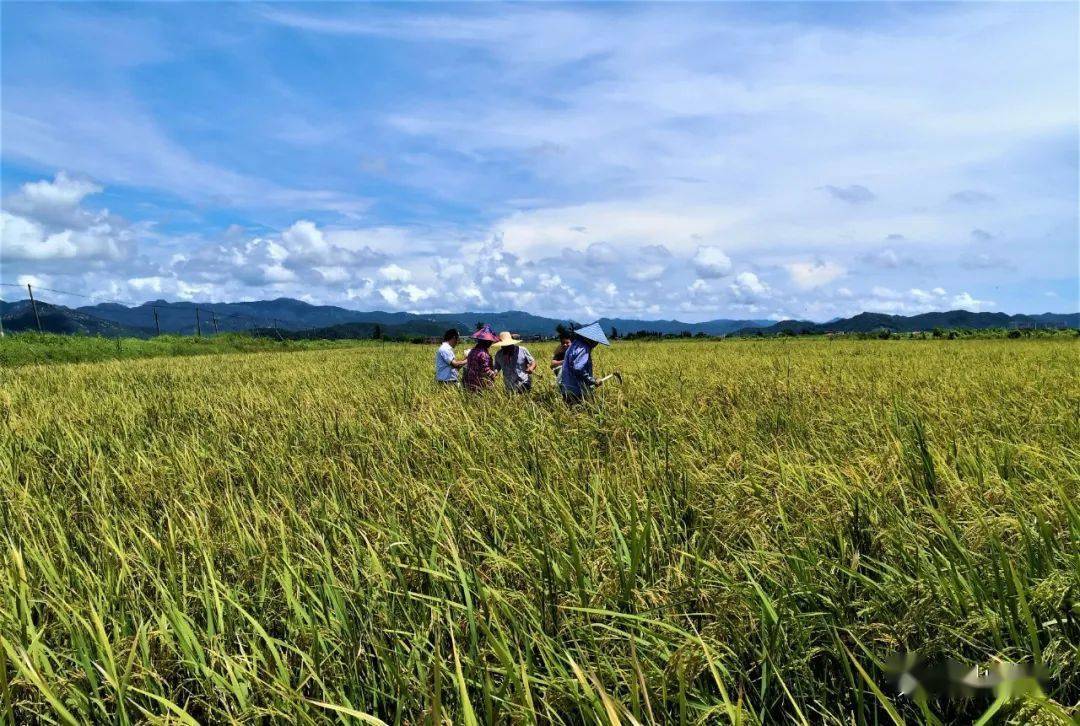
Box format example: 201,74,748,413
573,321,610,346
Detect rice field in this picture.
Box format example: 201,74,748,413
1,338,1077,724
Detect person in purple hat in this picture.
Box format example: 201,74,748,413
462,323,499,392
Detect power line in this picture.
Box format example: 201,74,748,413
0,282,400,339
0,287,325,339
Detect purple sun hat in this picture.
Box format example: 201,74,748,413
470,323,500,342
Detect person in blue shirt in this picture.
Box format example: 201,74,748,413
559,321,610,403
434,328,467,384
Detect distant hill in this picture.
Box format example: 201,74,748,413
68,298,770,337
597,316,771,336
1,300,151,337
730,310,1080,336
4,295,1074,341
77,298,378,335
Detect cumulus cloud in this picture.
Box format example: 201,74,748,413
951,292,995,310
849,286,997,315
0,160,1066,322
858,286,947,314
379,287,400,305
821,184,876,204
692,246,732,278
909,287,946,303
728,272,770,303
4,171,103,226
401,284,434,302
1,172,136,262
378,263,412,282
493,203,738,261
785,261,845,290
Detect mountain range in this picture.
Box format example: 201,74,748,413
1,297,1076,340
729,310,1079,336
0,297,771,338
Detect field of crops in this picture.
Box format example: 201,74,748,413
1,338,1077,724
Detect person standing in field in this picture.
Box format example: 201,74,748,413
551,330,572,377
434,328,467,385
491,331,536,393
462,324,499,392
559,322,610,403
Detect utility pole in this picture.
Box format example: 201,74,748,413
27,284,42,333
195,307,202,337
153,306,161,336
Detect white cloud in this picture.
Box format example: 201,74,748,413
1,172,139,262
401,284,434,303
538,273,562,290
728,271,771,303
951,292,995,311
786,261,845,290
314,265,350,283
379,287,400,305
378,263,412,282
6,172,102,224
281,220,328,257
692,246,732,278
16,273,49,288
127,276,165,293
262,263,296,283
625,264,663,282
494,203,741,261
851,285,971,316
908,288,936,303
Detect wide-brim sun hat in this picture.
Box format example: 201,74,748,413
470,324,500,342
490,331,520,351
573,321,611,346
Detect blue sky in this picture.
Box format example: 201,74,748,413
1,2,1076,321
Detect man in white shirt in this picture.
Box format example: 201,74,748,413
435,329,467,384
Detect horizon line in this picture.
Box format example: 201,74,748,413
1,294,1077,327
